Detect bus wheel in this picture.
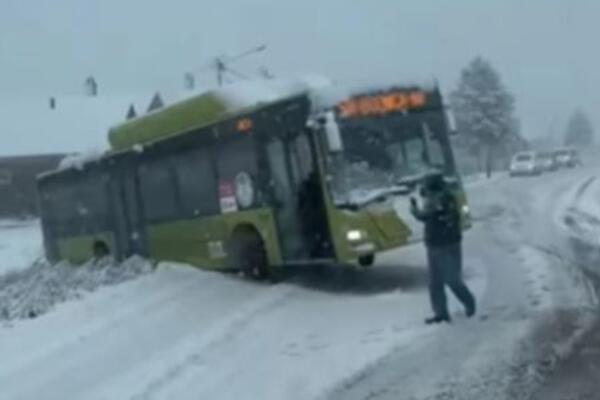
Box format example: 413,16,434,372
229,228,269,280
358,254,375,267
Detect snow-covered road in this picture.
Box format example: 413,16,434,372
0,166,598,400
328,167,598,400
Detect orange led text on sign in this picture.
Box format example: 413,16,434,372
337,91,426,118
236,118,253,132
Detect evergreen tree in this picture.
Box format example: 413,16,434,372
451,56,521,177
564,109,594,147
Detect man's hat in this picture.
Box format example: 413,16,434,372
423,171,445,192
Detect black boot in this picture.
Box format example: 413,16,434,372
465,298,477,318
425,315,451,324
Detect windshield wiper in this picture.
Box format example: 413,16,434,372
336,183,414,211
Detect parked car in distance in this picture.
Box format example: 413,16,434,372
536,152,558,172
553,148,581,168
510,151,540,176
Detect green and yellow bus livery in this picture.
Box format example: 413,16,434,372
37,84,468,278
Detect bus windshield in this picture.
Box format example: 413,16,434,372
323,108,456,208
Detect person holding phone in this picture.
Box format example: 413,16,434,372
410,172,476,324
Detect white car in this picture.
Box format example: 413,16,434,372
553,148,581,168
536,152,557,172
509,152,540,176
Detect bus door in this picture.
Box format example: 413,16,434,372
112,166,146,259
265,130,329,262
265,136,305,261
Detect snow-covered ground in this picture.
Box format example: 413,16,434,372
0,256,152,321
0,219,43,275
0,166,598,399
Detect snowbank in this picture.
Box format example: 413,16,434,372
0,256,153,321
575,177,600,220
558,177,600,246
0,219,43,276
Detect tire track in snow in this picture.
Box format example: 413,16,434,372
0,266,207,377
557,176,600,276
574,176,596,201
417,171,599,400
0,269,291,400
108,285,296,400
327,169,598,400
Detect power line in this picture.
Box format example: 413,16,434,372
191,45,268,86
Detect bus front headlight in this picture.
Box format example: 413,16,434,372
461,204,470,215
346,230,365,242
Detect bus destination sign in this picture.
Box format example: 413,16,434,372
337,90,427,118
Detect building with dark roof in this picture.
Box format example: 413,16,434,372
0,154,65,217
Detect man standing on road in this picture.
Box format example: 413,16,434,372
410,173,476,324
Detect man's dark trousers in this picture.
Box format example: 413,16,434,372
426,243,475,318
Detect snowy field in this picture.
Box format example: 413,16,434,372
0,166,598,399
0,219,43,276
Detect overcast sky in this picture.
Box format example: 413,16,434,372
1,0,598,145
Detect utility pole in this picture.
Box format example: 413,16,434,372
184,72,195,90
216,58,226,87
259,66,274,80
191,45,268,87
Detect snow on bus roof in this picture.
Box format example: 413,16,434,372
56,148,105,172
213,75,333,109
33,75,438,172
0,75,436,157
309,77,438,111
209,75,437,112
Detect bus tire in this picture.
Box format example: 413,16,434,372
229,227,270,280
358,254,375,267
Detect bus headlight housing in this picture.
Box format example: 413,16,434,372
346,229,366,242
461,204,470,216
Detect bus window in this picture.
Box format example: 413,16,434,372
216,136,258,180
216,135,259,209
43,185,76,235
400,137,424,175
421,122,449,171
398,134,446,175
139,159,179,222
42,174,110,237
292,132,314,181
266,139,291,205
286,142,303,188
427,138,446,168
172,149,219,217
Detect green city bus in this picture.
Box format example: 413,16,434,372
37,83,469,278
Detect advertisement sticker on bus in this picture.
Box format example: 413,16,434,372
234,172,255,209
219,181,238,214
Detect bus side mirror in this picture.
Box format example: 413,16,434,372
323,111,343,152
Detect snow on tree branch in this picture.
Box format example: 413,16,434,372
450,56,523,177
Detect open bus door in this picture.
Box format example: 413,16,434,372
263,129,331,263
